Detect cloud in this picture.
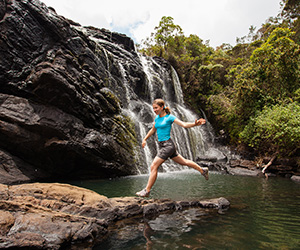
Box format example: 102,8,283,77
42,0,281,47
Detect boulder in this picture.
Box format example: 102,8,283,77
291,175,300,182
226,166,261,177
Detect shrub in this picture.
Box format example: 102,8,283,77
240,102,300,156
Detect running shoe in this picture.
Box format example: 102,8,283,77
136,188,150,197
202,167,209,180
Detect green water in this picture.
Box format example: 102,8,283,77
69,170,300,249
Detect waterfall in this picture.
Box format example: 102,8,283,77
171,66,184,105
140,55,154,102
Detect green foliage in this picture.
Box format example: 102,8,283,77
295,88,300,102
240,102,300,155
250,28,300,94
231,28,300,128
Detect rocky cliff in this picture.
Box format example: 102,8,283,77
0,0,158,183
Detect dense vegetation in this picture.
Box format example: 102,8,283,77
138,0,300,158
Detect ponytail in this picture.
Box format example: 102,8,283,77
153,99,171,114
164,106,171,114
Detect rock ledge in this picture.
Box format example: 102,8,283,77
0,183,229,249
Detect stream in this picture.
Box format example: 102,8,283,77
69,170,300,249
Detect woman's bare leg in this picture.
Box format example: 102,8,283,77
172,154,205,174
145,156,165,192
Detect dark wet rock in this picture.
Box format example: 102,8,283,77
0,149,49,184
0,93,139,183
0,183,230,249
199,197,230,209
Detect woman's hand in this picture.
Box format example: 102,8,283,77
195,118,206,126
142,123,156,148
142,139,147,148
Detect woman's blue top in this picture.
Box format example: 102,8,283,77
154,114,176,142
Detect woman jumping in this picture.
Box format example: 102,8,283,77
136,99,209,197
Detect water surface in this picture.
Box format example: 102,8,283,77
69,170,300,249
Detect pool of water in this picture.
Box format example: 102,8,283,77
69,170,300,249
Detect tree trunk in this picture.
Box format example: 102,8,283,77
262,152,279,178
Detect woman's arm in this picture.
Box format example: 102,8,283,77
174,118,206,128
142,123,156,148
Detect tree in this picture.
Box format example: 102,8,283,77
198,63,224,91
281,0,300,43
154,16,183,44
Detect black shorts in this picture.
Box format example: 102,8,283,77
157,139,179,160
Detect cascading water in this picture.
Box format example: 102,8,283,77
80,26,228,174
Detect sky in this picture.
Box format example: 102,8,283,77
41,0,282,48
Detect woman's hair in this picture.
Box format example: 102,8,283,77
153,99,171,114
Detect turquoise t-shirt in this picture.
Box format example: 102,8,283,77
154,114,177,142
